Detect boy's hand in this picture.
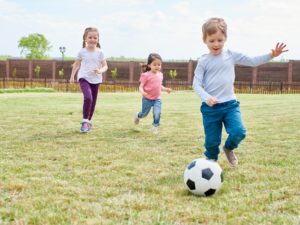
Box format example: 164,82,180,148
207,97,218,107
271,42,288,57
69,77,75,83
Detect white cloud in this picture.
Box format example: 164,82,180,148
225,0,300,60
0,0,298,60
172,1,191,15
0,0,21,12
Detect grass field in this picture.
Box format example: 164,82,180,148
0,91,299,225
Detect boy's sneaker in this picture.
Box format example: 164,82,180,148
80,122,89,133
134,112,140,125
151,126,158,134
223,147,238,167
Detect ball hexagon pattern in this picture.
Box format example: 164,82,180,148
184,158,223,196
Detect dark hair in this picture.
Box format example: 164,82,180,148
142,53,162,72
82,27,101,48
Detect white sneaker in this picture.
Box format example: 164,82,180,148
134,112,140,125
152,126,158,134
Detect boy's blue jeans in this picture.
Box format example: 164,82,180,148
137,97,162,127
201,100,246,160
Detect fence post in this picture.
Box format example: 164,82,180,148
288,60,293,84
187,60,194,85
52,60,56,80
252,67,257,84
6,60,10,79
129,61,134,83
28,60,33,79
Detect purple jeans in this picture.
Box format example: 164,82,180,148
79,78,100,120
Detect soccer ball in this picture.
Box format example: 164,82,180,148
184,158,223,196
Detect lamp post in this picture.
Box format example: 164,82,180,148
59,46,66,61
59,46,66,79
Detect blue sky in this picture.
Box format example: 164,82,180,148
0,0,299,60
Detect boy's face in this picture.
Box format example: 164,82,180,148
204,30,226,56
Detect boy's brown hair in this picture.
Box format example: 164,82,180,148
202,17,227,42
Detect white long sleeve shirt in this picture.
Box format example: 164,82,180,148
193,50,272,103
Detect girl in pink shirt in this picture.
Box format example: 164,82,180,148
134,53,171,134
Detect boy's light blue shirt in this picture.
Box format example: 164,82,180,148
193,49,272,103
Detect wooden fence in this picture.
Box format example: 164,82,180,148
1,59,300,84
1,78,300,94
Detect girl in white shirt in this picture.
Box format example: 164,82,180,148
70,27,108,133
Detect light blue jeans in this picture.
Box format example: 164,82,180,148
201,100,246,160
137,97,162,127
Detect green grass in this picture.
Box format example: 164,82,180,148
0,92,299,225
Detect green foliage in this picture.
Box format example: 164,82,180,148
111,67,118,80
0,55,12,60
169,69,177,80
18,33,52,59
34,65,41,78
58,68,64,78
12,68,17,78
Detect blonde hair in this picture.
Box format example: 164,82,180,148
82,27,101,48
202,17,227,42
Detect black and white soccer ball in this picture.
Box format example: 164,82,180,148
184,158,223,196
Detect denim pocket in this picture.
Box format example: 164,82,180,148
200,102,208,113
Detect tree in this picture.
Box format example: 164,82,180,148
18,33,52,59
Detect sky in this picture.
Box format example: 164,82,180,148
0,0,299,60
